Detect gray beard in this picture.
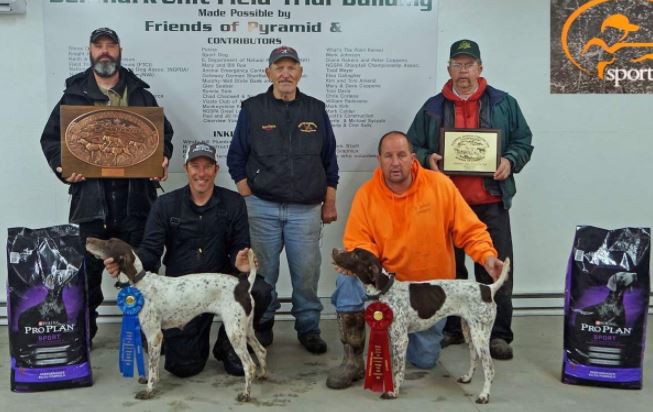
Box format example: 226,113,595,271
93,60,119,78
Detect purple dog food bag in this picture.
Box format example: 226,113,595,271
562,226,650,389
7,225,93,392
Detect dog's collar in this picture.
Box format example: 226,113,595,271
366,270,396,300
114,270,146,289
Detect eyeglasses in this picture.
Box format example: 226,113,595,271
449,62,478,71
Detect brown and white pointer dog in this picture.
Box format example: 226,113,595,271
86,237,266,401
332,248,510,404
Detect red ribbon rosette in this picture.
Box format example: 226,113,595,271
364,301,394,393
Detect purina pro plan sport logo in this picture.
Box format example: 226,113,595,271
551,0,653,93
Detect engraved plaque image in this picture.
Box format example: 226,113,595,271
439,128,501,176
60,106,164,178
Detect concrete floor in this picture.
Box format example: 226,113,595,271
1,316,651,412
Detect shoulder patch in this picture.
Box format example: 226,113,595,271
409,283,446,319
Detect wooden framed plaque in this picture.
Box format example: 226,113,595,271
439,128,501,176
60,105,164,178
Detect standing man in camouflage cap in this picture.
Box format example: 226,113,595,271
407,39,534,360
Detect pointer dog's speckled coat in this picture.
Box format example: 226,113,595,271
332,248,510,404
86,237,266,402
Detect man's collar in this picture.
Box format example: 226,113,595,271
452,84,478,100
87,67,125,96
266,85,302,103
185,184,219,208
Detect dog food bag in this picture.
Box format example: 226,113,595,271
6,225,92,392
562,226,650,389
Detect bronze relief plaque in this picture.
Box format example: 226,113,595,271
60,106,165,178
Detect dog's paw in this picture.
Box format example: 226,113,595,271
138,376,148,385
457,375,472,384
135,390,155,400
380,392,397,400
475,394,490,404
236,393,251,402
257,372,268,380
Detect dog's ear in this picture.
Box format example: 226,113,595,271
606,273,618,291
114,253,137,279
369,261,388,291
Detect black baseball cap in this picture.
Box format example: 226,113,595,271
184,142,218,164
90,27,120,44
450,39,481,60
269,46,300,66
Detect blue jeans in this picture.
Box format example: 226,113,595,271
331,274,445,368
245,194,323,337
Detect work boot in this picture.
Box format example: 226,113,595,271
490,338,513,360
213,326,244,376
255,319,274,347
299,331,328,354
441,332,465,348
326,311,366,389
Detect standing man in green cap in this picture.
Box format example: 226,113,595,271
407,39,534,360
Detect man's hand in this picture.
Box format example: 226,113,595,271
322,186,337,224
235,248,258,273
332,263,354,276
236,179,252,197
151,156,169,182
493,157,511,181
428,153,442,171
56,167,85,183
103,257,120,278
482,256,505,281
322,202,337,224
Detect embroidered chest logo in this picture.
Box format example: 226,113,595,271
415,203,432,214
261,124,277,131
298,121,318,133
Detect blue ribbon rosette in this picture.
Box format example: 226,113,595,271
116,286,145,379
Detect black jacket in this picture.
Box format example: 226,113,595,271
136,185,249,277
40,67,174,224
227,87,339,204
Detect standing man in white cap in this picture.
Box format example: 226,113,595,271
407,39,534,360
40,27,174,343
227,46,339,354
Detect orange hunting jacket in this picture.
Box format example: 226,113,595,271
343,160,497,282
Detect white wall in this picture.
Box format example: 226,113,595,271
1,0,651,319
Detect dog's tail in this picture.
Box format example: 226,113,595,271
489,258,511,298
247,249,257,294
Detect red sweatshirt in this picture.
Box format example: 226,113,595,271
441,78,501,205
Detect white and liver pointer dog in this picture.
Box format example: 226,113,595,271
332,248,510,404
86,237,266,401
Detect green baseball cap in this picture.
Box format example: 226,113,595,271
450,39,481,60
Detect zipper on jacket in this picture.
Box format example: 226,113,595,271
286,104,293,182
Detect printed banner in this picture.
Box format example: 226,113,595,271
551,0,653,94
44,0,439,172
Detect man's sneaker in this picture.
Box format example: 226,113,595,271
490,338,513,360
255,319,274,347
214,326,245,376
441,332,465,348
213,342,245,376
298,332,327,354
